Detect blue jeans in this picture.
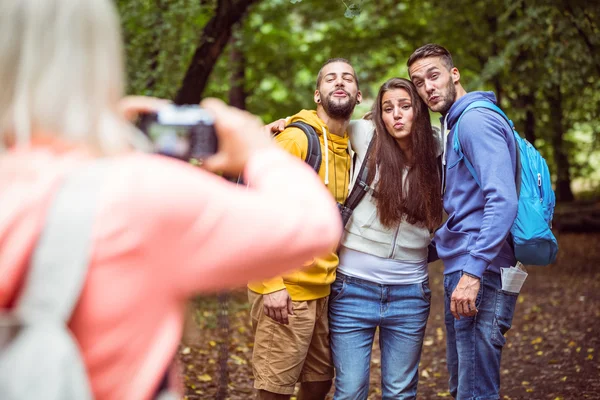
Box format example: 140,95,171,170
444,271,518,400
329,272,431,400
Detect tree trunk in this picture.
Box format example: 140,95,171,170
548,85,575,202
523,92,536,144
514,91,536,143
174,0,257,105
228,29,246,110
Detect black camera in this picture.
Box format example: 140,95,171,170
136,105,218,161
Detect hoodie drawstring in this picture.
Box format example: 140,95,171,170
322,125,329,185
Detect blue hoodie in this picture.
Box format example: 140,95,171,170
434,91,518,277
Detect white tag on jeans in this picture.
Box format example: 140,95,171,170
500,262,528,294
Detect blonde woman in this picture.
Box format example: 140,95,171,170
0,1,342,399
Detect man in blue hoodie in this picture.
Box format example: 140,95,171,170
407,44,519,399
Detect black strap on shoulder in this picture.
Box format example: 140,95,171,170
278,122,322,173
339,136,376,227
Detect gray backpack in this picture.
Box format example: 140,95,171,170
0,162,105,400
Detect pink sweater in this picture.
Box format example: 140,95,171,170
0,145,342,400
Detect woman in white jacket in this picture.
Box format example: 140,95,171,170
330,77,442,399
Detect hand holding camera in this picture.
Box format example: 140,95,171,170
136,103,218,161
118,96,171,122
121,96,274,176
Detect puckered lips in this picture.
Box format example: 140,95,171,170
428,94,441,105
331,89,349,99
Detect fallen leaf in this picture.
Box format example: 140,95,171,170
531,337,543,345
230,354,247,365
197,374,212,382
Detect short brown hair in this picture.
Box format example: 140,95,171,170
407,44,454,74
316,58,359,90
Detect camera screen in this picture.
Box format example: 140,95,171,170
147,123,192,160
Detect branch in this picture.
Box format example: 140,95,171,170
174,0,258,104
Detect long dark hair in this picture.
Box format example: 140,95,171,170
367,77,442,231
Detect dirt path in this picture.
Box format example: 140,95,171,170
179,233,600,399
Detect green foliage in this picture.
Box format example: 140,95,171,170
117,0,600,194
116,0,212,99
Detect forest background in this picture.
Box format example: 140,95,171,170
116,1,600,398
117,0,600,202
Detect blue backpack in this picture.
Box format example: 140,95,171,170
453,100,558,266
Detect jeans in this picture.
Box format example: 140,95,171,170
444,271,518,400
329,272,431,400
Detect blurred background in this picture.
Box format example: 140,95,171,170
115,0,599,398
116,0,600,202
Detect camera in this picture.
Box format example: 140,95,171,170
136,105,218,161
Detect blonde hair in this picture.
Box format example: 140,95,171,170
0,0,142,154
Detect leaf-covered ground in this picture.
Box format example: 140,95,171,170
179,233,600,399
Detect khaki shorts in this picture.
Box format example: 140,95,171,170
248,289,334,395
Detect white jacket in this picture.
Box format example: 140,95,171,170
341,119,439,262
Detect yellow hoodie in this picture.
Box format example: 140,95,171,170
248,110,351,300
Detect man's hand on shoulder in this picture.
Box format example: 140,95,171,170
264,119,286,135
450,273,481,319
263,288,294,325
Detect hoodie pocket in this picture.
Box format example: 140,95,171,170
394,223,431,254
355,208,397,245
436,224,474,259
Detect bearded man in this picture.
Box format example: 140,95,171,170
248,58,362,400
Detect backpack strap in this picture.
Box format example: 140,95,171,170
452,100,521,197
280,122,322,173
345,136,375,210
339,136,376,227
16,161,108,322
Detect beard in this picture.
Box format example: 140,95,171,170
432,79,457,115
321,90,357,120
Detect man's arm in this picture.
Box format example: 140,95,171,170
459,109,518,277
450,109,518,319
